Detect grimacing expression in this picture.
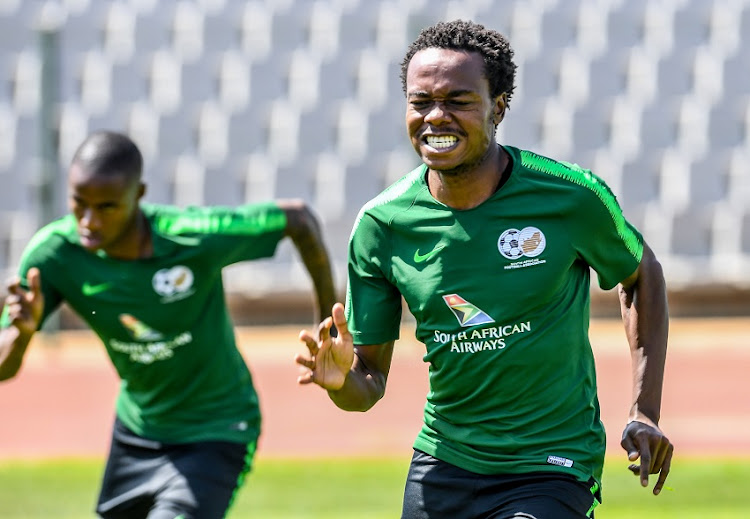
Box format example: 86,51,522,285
405,48,506,175
68,163,144,253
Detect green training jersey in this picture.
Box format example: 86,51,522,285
2,202,286,444
345,145,643,484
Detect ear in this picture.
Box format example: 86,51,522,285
493,93,508,126
137,182,146,200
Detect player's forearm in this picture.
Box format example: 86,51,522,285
0,326,33,381
327,355,387,412
327,370,386,411
619,249,669,425
303,248,337,324
283,202,337,322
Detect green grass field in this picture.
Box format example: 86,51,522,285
0,456,748,518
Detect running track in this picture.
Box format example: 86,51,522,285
0,318,748,461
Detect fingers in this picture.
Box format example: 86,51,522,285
621,421,674,494
621,434,639,462
299,328,320,356
294,351,314,370
26,268,41,295
6,275,22,296
638,448,652,487
331,303,349,338
5,276,26,317
294,353,315,385
318,316,332,344
626,431,652,487
652,444,673,495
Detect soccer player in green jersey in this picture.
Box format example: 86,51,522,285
296,20,673,518
0,130,337,518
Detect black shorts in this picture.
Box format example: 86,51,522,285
401,450,601,519
96,417,255,519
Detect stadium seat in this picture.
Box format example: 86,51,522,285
670,206,713,258
618,153,661,210
2,0,749,288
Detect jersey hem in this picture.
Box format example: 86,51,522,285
412,437,600,485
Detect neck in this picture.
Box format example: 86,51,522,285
104,211,152,260
428,144,508,210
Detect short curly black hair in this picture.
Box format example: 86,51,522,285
400,19,517,106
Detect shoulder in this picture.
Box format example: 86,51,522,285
21,215,77,262
512,147,619,206
352,164,427,233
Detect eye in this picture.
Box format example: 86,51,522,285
409,100,431,110
98,202,119,212
71,198,85,210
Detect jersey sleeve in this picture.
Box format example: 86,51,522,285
151,202,287,266
570,171,644,290
345,211,402,346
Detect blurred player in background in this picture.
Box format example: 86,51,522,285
296,19,673,518
0,130,337,519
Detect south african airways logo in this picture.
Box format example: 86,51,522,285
442,294,495,327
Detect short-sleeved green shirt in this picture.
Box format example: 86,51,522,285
345,146,643,484
1,202,286,444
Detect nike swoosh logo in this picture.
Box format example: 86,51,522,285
414,244,445,263
82,281,114,296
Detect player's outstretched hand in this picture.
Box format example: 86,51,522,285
621,420,674,495
4,268,43,337
296,302,354,391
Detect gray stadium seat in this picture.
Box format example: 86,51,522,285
670,207,713,257
297,103,337,156
688,152,730,206
501,99,542,152
269,3,312,54
722,45,750,99
180,59,219,104
656,48,697,99
618,153,661,209
226,107,268,157
539,0,581,49
363,103,407,155
742,209,750,255
240,151,278,203
518,51,562,101
672,0,712,49
201,164,244,206
274,161,314,200
588,50,629,101
607,0,647,49
572,100,612,154
170,1,206,63
132,7,172,53
157,110,197,158
708,96,748,149
247,56,289,106
142,157,175,205
639,99,679,150
338,2,380,52
171,153,205,207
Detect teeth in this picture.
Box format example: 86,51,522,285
425,135,457,149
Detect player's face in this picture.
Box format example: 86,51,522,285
405,48,506,175
68,163,145,254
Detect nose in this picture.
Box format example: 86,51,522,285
80,208,101,230
424,102,450,124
